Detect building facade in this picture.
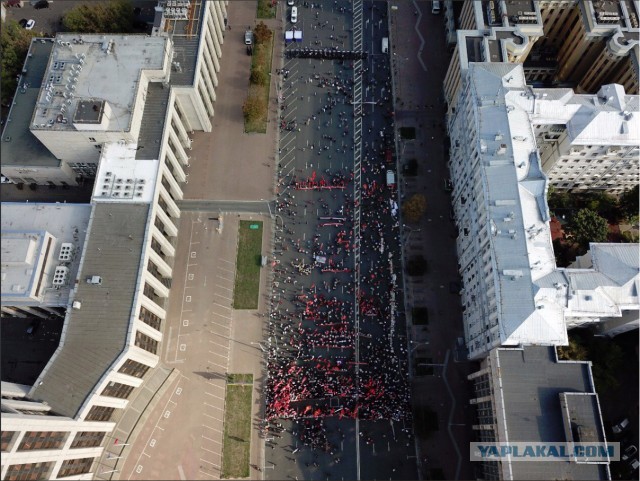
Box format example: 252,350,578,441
0,2,228,479
447,63,639,360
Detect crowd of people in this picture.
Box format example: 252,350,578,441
265,0,411,445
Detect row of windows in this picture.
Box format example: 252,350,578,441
58,457,94,478
101,381,135,400
17,431,66,451
4,461,52,481
70,431,106,449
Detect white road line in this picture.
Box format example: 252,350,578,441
212,303,231,310
209,320,230,329
207,360,227,368
204,426,224,433
200,446,219,455
211,312,232,320
178,465,187,481
204,402,223,410
209,351,228,359
198,469,219,478
209,339,229,348
202,412,223,421
199,459,221,468
204,392,225,400
214,293,233,301
220,259,233,265
216,266,234,274
215,284,233,291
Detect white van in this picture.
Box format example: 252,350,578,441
291,6,298,23
381,37,389,54
386,170,396,187
432,0,441,14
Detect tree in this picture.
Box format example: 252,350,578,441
1,20,39,105
619,185,639,222
253,21,272,45
242,86,266,122
61,0,134,33
566,208,609,249
557,339,588,361
402,194,427,223
250,69,267,86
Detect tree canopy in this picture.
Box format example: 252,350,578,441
619,185,639,222
61,0,135,33
567,208,609,248
1,20,39,105
402,194,427,223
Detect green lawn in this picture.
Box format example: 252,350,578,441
221,383,253,478
227,373,254,384
257,0,276,19
233,221,263,309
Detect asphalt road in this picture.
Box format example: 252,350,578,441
263,1,417,479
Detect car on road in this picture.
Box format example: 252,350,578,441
287,0,295,5
612,418,630,434
290,6,298,23
25,19,36,29
18,18,28,27
244,29,253,45
623,445,638,462
431,0,441,14
33,0,49,9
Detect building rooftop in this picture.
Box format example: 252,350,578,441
31,34,170,133
1,39,61,168
467,63,564,346
92,143,159,203
1,202,92,308
492,346,609,480
29,203,151,418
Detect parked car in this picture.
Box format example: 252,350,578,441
612,418,630,434
244,29,253,45
25,19,35,29
18,18,28,27
623,445,638,462
629,458,639,472
33,0,49,9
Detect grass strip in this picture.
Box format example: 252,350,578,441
227,373,254,384
221,384,253,478
244,23,274,133
257,0,276,19
233,221,263,309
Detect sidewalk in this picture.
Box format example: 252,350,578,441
388,2,475,480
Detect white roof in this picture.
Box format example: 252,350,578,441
1,203,92,307
468,63,566,346
92,142,159,203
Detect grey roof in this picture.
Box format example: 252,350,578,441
29,203,150,418
168,0,206,86
135,82,171,160
590,243,640,287
495,347,608,480
0,39,60,168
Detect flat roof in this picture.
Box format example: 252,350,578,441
32,34,169,133
1,202,92,308
73,99,105,124
493,347,608,480
92,143,159,203
29,202,150,418
467,63,564,346
0,39,61,168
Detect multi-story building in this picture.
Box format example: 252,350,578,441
468,346,610,480
1,203,91,320
531,83,639,193
0,1,228,479
1,0,228,186
447,62,639,360
443,1,639,118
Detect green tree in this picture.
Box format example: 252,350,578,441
1,20,39,105
619,185,639,222
62,0,134,33
242,87,266,122
557,339,588,361
402,194,427,223
567,208,609,249
250,69,267,86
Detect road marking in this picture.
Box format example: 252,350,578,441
185,296,192,302
211,312,232,320
200,446,219,455
209,339,228,348
214,292,232,301
183,320,189,326
202,412,223,421
190,251,197,258
220,259,234,265
207,361,227,369
202,435,220,443
209,320,230,330
150,439,156,447
209,350,228,358
205,391,225,400
200,459,221,468
204,402,223,410
216,266,234,273
215,284,233,291
212,303,231,310
179,344,187,352
178,465,187,481
136,465,143,474
204,425,223,433
188,273,195,280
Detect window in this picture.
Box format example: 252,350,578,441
101,381,135,400
4,462,53,481
139,306,162,331
88,137,96,142
118,359,150,379
135,331,159,354
85,405,115,422
18,431,66,451
1,431,15,451
70,431,105,449
57,458,94,478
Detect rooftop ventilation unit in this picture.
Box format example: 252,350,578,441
72,301,82,309
86,275,102,285
53,266,70,286
58,243,74,261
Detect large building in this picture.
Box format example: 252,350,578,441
0,1,228,479
443,0,639,118
446,62,639,360
1,203,92,320
468,346,611,480
1,0,227,186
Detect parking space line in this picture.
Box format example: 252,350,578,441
208,351,228,360
211,312,232,320
200,458,221,468
200,446,219,455
212,303,231,310
202,412,223,421
204,402,224,410
216,266,234,274
204,425,224,433
207,360,227,369
215,284,233,291
214,292,233,301
198,470,218,478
